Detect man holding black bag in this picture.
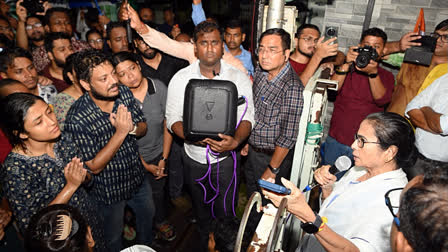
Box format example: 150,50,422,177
322,27,395,166
165,21,254,251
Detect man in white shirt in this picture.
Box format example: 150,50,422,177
405,73,448,178
166,21,254,251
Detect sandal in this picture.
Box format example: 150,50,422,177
123,225,136,241
156,223,176,242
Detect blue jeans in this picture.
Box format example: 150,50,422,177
100,178,155,252
322,136,354,166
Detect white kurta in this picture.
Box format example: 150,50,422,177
298,166,408,252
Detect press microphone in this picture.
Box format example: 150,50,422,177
126,19,133,49
302,155,352,192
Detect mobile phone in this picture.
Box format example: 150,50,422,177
21,0,45,15
258,179,291,195
323,26,338,44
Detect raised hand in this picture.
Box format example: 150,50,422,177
399,31,421,51
313,165,337,189
64,157,87,188
314,37,339,59
109,104,134,136
16,0,27,23
118,1,148,34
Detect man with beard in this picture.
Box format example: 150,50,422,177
40,32,74,92
134,32,188,86
15,0,45,51
64,50,154,252
25,16,45,50
32,7,90,72
138,4,158,29
0,47,58,104
289,24,339,85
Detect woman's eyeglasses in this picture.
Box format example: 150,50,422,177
354,133,381,148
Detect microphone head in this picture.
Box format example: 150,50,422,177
335,155,352,172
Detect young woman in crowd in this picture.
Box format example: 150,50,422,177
53,52,85,130
111,51,176,242
0,93,105,250
86,29,105,51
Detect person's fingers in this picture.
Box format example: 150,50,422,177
317,36,325,44
409,41,421,47
217,133,231,140
280,177,296,190
326,37,337,44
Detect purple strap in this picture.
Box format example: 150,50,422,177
195,96,249,217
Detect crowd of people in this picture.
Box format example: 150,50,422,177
0,0,446,251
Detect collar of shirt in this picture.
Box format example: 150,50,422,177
194,59,229,79
146,77,156,94
261,62,291,85
224,44,246,56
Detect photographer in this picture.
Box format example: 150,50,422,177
322,27,394,166
387,19,448,116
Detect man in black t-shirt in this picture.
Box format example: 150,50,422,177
133,32,188,86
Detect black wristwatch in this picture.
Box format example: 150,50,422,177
160,156,168,162
368,72,378,78
268,164,280,175
301,213,323,234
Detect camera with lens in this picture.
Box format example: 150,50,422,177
21,0,45,15
354,45,379,68
325,27,337,37
323,26,338,44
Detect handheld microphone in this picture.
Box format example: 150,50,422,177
126,19,133,48
302,155,352,192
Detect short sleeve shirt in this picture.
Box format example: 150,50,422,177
329,67,394,146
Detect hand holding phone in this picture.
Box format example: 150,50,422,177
258,179,291,195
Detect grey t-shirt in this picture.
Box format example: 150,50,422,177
137,78,167,162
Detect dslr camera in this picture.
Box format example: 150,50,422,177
354,45,379,68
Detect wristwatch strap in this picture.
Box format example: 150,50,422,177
268,164,280,175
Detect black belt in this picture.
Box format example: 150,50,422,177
418,152,447,165
251,146,275,155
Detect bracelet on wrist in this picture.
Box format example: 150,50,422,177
129,125,137,135
334,69,349,75
318,216,328,232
